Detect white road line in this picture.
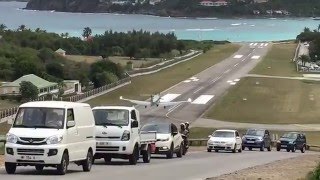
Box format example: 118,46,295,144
224,69,231,73
183,80,191,83
160,94,181,102
234,78,240,82
249,43,254,46
251,55,260,60
253,43,258,46
234,63,239,67
233,55,243,59
193,87,204,94
264,43,269,46
167,103,183,114
192,95,215,104
260,43,264,46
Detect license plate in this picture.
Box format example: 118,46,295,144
281,145,287,147
99,142,110,146
21,155,37,160
247,141,254,143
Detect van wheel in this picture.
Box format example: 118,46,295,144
104,156,112,164
291,146,296,153
35,165,44,171
242,146,245,150
82,150,93,172
286,148,290,152
260,143,265,151
232,144,236,153
129,145,139,165
57,152,69,175
166,144,174,159
5,162,16,174
301,145,306,153
142,145,151,163
207,149,211,152
176,143,183,158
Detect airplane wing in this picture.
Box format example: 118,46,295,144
158,98,192,107
119,96,150,106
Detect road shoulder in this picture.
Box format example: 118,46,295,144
208,154,320,180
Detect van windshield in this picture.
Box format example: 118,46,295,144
13,107,65,129
93,109,129,126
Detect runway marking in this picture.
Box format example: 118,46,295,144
184,77,199,83
234,78,240,82
211,78,219,83
241,59,245,61
251,55,260,60
183,80,191,83
227,80,233,83
167,103,183,115
224,69,231,73
230,82,237,85
193,87,204,94
160,94,181,102
249,43,254,46
260,43,264,46
233,55,243,59
192,95,214,104
234,63,239,67
253,43,258,46
264,43,269,46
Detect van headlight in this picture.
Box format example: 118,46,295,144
46,135,63,145
121,130,130,141
7,133,18,144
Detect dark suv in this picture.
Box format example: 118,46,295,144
242,129,272,151
276,132,306,153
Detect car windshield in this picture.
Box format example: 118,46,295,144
212,131,235,138
281,133,298,139
245,129,265,136
93,109,129,126
141,124,170,134
13,107,65,129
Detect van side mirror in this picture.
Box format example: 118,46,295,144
67,121,75,128
7,118,14,125
131,120,138,128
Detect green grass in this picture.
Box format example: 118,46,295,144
250,43,301,77
86,44,240,106
206,77,320,124
190,127,320,146
65,55,103,64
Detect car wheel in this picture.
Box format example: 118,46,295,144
291,146,296,153
260,143,265,151
242,146,245,150
276,147,281,151
238,147,242,153
286,148,290,152
207,149,212,152
57,152,69,175
35,165,44,171
249,147,252,151
176,143,183,158
82,150,93,172
129,145,139,165
215,150,219,152
5,162,16,174
104,156,112,164
301,145,306,153
166,143,174,159
142,145,151,163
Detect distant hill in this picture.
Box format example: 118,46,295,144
25,0,320,18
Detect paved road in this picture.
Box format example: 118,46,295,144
139,42,271,125
0,150,314,180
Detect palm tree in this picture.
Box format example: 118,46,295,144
0,24,7,31
17,24,26,31
82,27,92,39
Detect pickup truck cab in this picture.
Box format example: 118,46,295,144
276,132,307,153
5,101,96,175
92,106,155,165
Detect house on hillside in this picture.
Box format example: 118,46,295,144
63,80,82,95
0,74,59,97
149,0,162,5
253,0,268,3
253,10,260,15
199,0,228,7
55,48,66,56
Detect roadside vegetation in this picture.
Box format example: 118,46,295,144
250,42,300,77
86,44,240,106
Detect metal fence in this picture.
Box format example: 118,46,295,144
0,77,131,121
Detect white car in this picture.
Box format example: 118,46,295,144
5,101,96,175
141,122,183,159
207,129,242,153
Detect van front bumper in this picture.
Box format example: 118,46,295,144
5,143,66,165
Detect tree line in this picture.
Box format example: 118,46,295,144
296,26,320,63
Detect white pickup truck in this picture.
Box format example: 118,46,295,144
92,106,156,165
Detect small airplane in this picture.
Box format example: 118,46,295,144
119,94,192,109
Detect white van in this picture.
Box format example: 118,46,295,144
5,101,96,175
